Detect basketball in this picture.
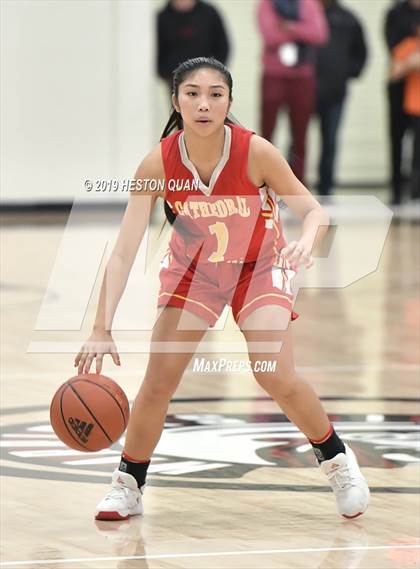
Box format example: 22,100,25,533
50,374,130,452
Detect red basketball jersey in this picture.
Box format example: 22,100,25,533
161,123,286,264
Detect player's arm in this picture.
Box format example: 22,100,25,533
92,144,164,333
249,135,329,269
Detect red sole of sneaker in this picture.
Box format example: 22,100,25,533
342,511,364,519
95,511,129,521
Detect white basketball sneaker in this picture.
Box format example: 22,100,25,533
320,444,370,519
95,470,144,521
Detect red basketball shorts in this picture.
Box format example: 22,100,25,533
158,248,298,327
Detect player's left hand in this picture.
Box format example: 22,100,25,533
280,240,314,270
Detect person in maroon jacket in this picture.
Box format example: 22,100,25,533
257,0,328,183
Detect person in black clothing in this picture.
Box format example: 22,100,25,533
157,0,230,88
384,0,420,205
316,0,367,196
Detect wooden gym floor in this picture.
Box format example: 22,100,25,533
1,206,419,568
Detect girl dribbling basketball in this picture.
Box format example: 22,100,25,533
75,58,369,521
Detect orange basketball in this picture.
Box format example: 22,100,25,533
50,373,130,452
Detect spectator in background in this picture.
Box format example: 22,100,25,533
316,0,367,197
157,0,230,90
257,0,328,183
384,0,420,205
390,25,420,204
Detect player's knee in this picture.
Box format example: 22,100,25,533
254,371,298,400
139,376,178,404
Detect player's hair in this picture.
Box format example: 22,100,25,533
160,57,237,226
160,57,234,140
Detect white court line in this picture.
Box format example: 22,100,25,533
1,545,419,567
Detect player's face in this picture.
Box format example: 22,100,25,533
174,68,231,136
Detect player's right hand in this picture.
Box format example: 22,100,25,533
74,330,121,375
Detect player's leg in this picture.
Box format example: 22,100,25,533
240,305,330,440
124,306,208,459
95,306,208,521
240,305,369,519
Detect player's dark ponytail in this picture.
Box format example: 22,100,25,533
160,57,235,141
160,109,183,140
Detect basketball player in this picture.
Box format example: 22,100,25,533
75,58,370,521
